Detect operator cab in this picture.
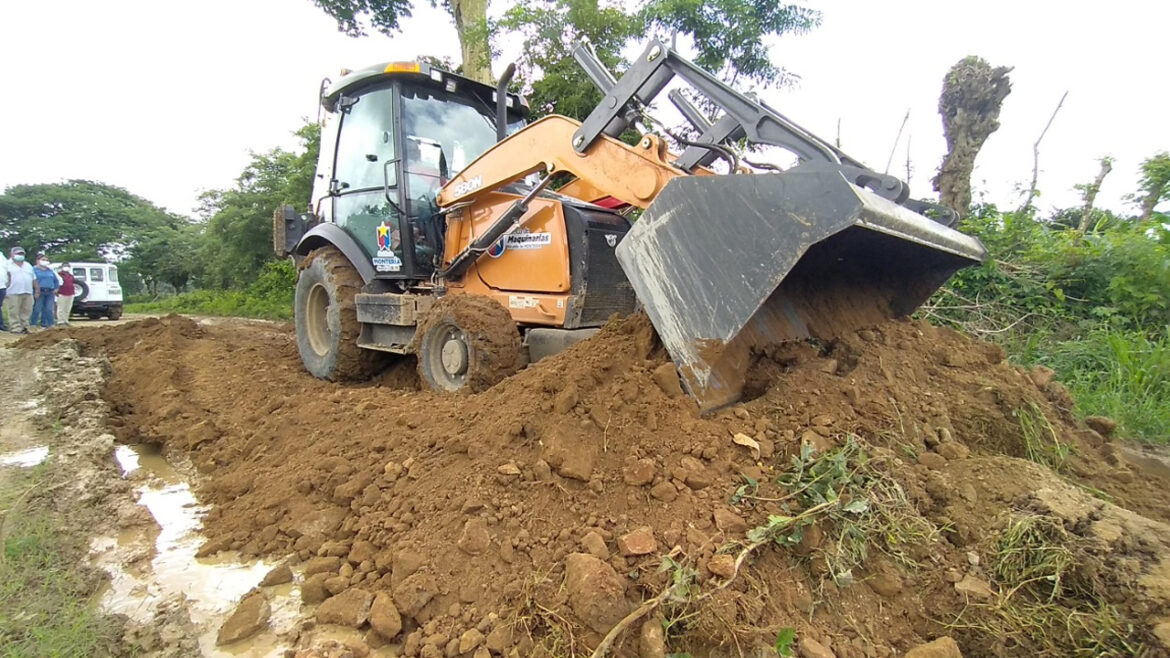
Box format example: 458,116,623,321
311,61,529,284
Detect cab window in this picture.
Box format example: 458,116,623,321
73,268,86,281
89,268,104,282
334,86,397,192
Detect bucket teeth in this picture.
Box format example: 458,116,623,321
616,168,987,412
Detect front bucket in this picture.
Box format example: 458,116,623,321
615,168,988,412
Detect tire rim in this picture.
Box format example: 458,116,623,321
305,283,331,356
427,324,470,391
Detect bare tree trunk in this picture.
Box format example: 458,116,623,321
1140,193,1160,222
1017,91,1067,215
932,57,1012,219
1078,157,1113,232
451,0,492,83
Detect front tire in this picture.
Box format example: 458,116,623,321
416,295,523,393
295,246,385,380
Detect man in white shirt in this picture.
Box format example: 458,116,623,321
0,249,8,331
5,247,38,334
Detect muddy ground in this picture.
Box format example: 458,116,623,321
8,314,1170,657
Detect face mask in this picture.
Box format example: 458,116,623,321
37,260,49,267
13,255,24,262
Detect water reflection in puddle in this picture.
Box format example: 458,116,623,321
98,444,299,657
0,445,49,467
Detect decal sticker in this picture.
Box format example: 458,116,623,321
452,175,483,197
505,231,552,250
508,295,540,309
372,254,402,272
376,221,394,250
488,238,506,258
605,233,618,247
486,229,553,258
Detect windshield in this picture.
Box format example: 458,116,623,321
401,83,521,177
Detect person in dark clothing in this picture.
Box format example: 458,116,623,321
56,263,75,326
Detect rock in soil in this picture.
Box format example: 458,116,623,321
799,637,836,658
617,527,657,556
564,553,631,634
316,588,374,627
217,593,270,645
639,618,666,658
260,561,293,586
368,592,402,640
905,636,963,658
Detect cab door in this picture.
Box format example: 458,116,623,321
331,84,408,277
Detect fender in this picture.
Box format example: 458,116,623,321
294,223,377,283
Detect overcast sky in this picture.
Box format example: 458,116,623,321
1,0,1166,218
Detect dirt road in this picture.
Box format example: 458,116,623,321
9,315,1170,657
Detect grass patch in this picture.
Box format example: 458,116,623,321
948,512,1140,656
0,468,119,656
1010,329,1170,444
1014,402,1072,470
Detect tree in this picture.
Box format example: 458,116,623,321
312,0,492,83
1135,151,1170,222
497,0,640,119
199,121,319,289
122,223,204,295
639,0,820,88
933,56,1012,219
498,0,819,122
1075,156,1113,232
0,180,178,261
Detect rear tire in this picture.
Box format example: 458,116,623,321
416,295,523,393
107,306,122,320
295,246,385,380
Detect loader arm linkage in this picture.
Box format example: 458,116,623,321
436,115,692,210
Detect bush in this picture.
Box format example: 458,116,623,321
126,259,294,320
925,206,1170,443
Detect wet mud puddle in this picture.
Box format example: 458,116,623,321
93,444,301,656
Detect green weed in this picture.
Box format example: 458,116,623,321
1014,402,1072,469
0,471,119,656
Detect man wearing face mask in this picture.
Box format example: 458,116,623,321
31,254,59,329
5,247,37,334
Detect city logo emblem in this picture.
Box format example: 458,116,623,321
376,222,393,251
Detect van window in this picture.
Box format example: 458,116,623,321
89,268,104,282
73,268,86,280
109,267,118,282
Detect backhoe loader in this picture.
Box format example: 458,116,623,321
276,41,987,411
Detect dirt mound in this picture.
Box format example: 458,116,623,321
31,315,1170,657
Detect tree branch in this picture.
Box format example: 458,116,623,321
1016,91,1068,215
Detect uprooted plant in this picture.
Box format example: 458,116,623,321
947,512,1140,656
589,437,939,657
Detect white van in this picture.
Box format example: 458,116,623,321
67,262,123,320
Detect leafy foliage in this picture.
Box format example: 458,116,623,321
923,195,1170,442
498,0,820,122
126,260,295,320
197,121,318,289
0,180,181,261
497,0,640,119
311,0,415,36
639,0,820,87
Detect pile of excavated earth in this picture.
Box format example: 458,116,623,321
21,314,1170,658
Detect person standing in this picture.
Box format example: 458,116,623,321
4,248,37,334
31,255,59,329
55,263,76,326
0,249,8,331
